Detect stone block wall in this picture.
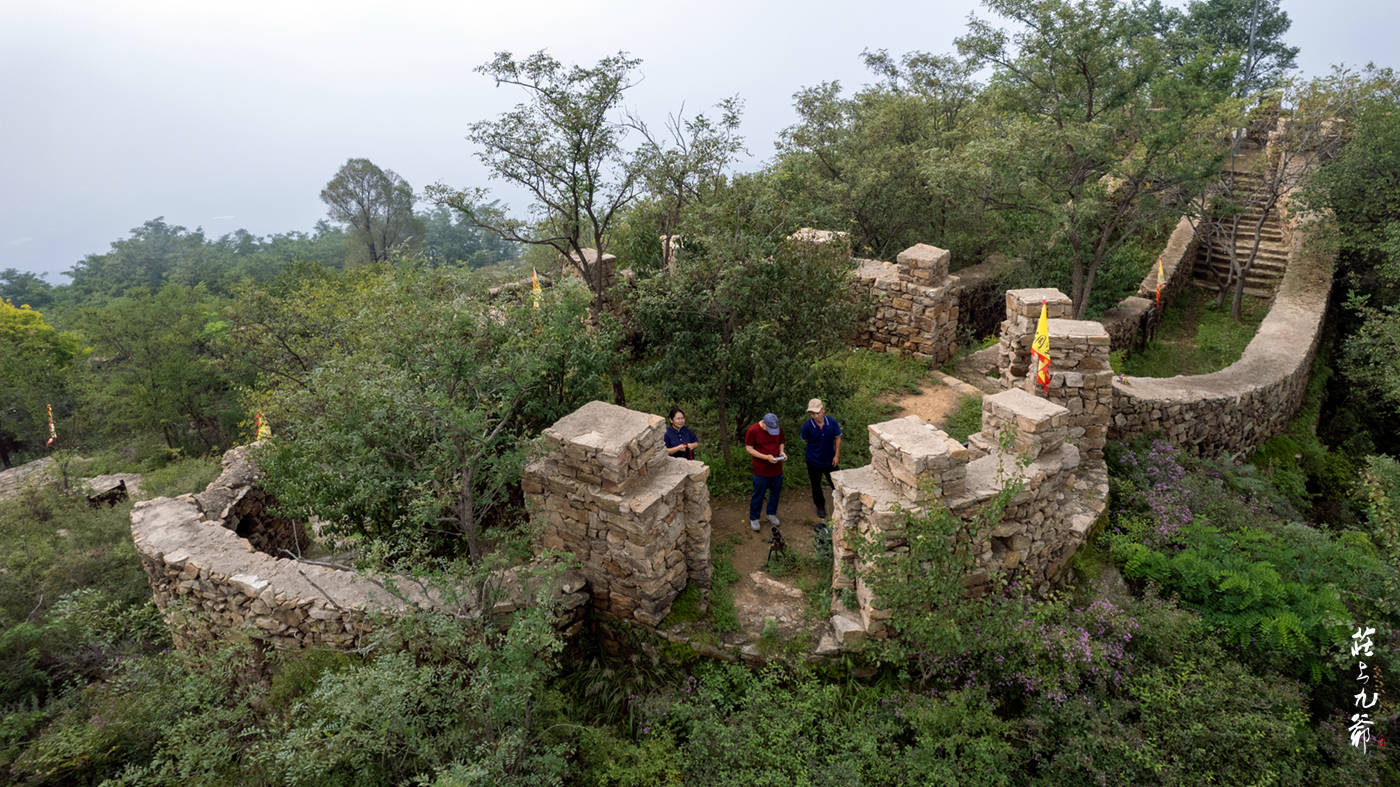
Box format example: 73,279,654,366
1100,216,1200,351
192,444,306,557
851,243,961,363
1109,218,1333,455
829,387,1106,643
997,289,1112,460
522,401,712,626
131,448,588,651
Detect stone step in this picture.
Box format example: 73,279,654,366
1193,255,1286,275
1190,277,1276,298
1193,264,1286,285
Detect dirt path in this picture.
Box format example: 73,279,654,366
710,491,827,640
887,380,965,424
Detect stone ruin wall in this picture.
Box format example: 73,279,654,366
851,242,961,364
1100,216,1200,351
131,445,588,651
997,289,1114,460
523,401,712,626
828,387,1106,643
1109,217,1333,456
827,286,1112,644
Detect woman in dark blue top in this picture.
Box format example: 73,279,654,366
664,407,699,460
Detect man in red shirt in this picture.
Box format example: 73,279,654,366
744,412,786,532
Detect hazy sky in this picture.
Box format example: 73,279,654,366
1,0,1394,280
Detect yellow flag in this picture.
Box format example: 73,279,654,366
1155,255,1165,307
254,412,272,441
45,403,56,446
531,267,542,310
1031,300,1051,394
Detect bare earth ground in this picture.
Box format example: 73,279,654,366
887,378,965,423
710,490,828,641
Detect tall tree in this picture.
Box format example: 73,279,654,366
958,0,1237,319
630,97,746,268
0,269,54,311
320,158,422,263
74,283,240,452
63,218,212,303
776,50,990,261
429,51,644,308
631,174,861,460
1181,0,1298,98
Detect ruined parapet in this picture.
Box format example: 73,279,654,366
1110,216,1333,455
997,288,1112,460
851,242,961,363
561,248,619,291
131,447,588,651
193,443,306,557
522,401,711,626
829,387,1101,643
868,417,968,503
787,227,852,257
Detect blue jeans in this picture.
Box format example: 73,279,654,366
749,474,783,521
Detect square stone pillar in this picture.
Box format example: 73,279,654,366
524,401,711,626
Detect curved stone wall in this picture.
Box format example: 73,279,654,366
1108,218,1333,455
132,446,588,650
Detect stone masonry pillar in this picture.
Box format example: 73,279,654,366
522,401,711,626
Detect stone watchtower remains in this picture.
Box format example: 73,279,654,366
522,401,712,626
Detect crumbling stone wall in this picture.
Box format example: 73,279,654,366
1109,218,1332,455
997,289,1113,460
523,401,712,626
1100,216,1200,351
829,387,1104,644
131,447,588,651
851,243,961,363
192,444,306,558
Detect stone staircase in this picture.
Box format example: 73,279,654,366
1191,169,1290,298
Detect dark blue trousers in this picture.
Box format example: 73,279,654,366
749,474,783,521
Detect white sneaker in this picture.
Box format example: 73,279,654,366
768,514,780,527
750,519,761,531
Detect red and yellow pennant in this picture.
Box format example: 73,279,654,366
253,412,271,441
45,403,56,447
531,267,542,310
1156,255,1165,307
1031,300,1051,394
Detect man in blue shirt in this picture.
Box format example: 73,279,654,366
800,398,842,520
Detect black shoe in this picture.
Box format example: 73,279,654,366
816,508,827,520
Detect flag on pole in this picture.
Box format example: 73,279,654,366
45,403,56,447
1155,256,1165,307
1031,300,1051,395
531,267,542,310
254,412,271,441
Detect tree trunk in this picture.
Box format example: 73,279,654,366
612,376,626,407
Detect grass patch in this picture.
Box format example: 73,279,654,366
1115,286,1268,377
708,542,741,634
141,455,221,498
942,395,984,443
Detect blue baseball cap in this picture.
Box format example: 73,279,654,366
762,413,780,435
